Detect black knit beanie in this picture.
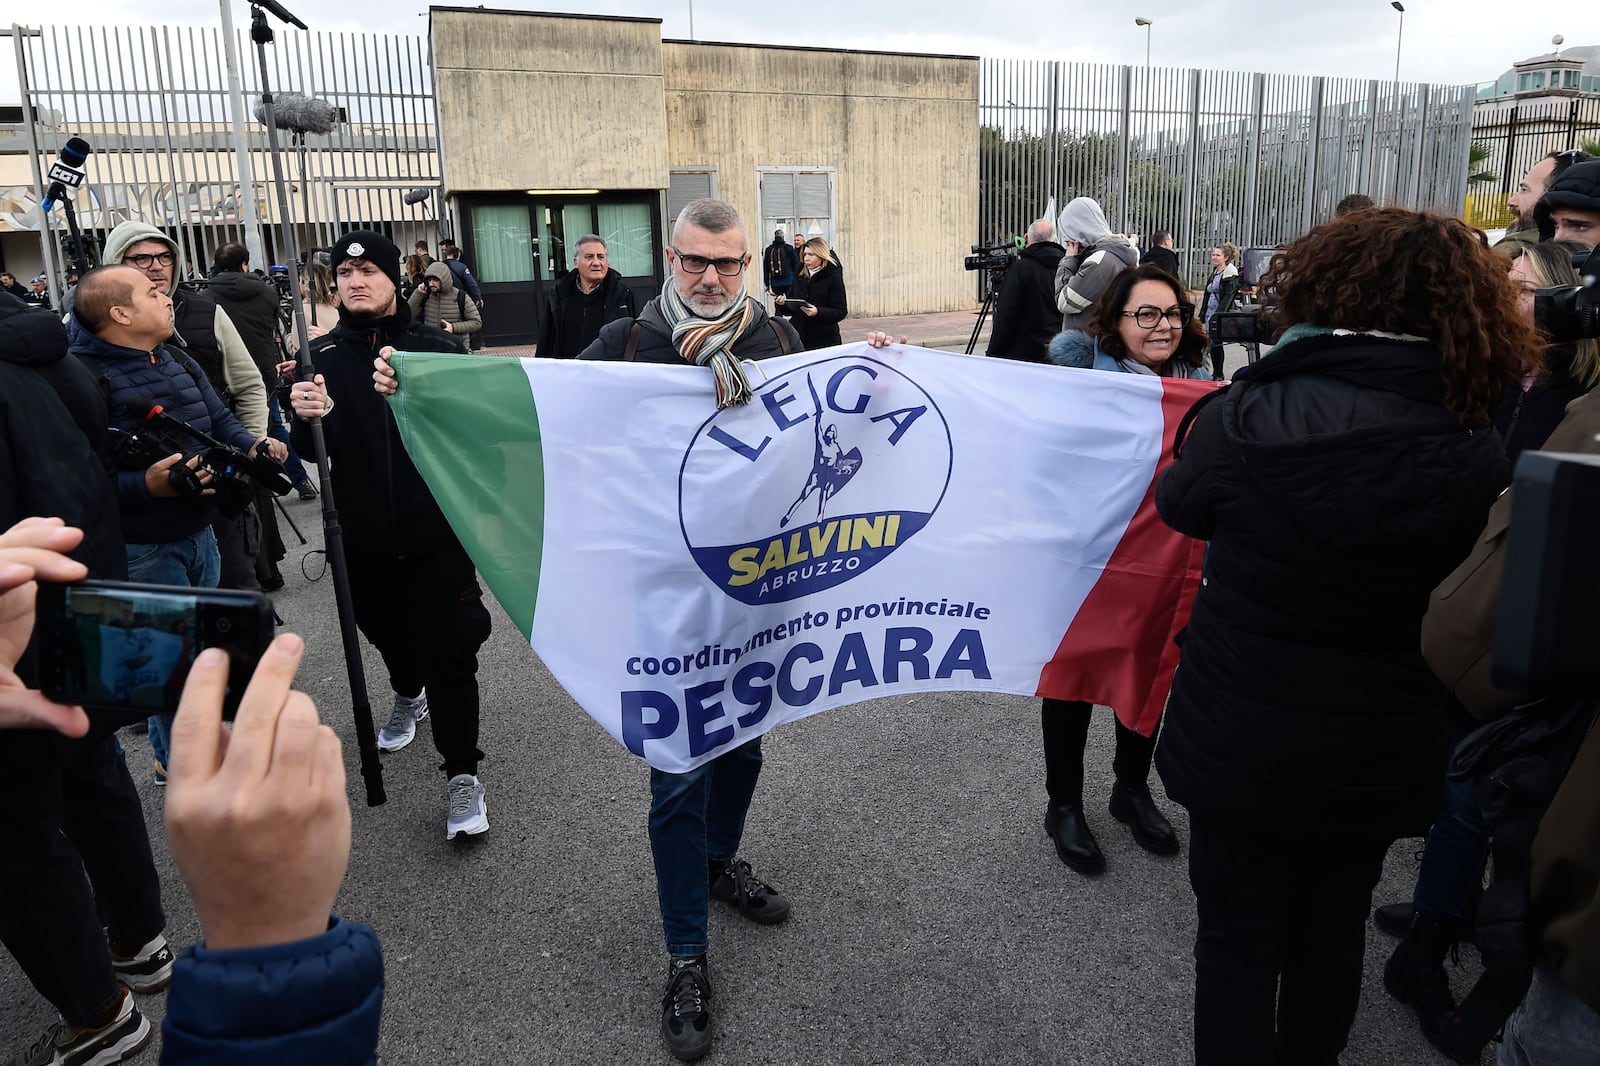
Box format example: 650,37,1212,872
330,230,402,293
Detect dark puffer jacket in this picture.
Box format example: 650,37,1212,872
70,324,259,545
1492,343,1593,466
1154,331,1510,840
580,297,801,365
987,240,1065,363
0,293,125,580
289,303,465,560
161,916,383,1065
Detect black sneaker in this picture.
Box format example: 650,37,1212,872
660,955,712,1061
293,479,319,500
110,933,175,993
4,987,151,1066
709,858,792,925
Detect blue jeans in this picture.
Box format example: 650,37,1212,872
268,393,311,485
1412,725,1490,920
126,528,220,770
1499,965,1600,1066
648,738,763,957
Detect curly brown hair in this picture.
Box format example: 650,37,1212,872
1258,208,1536,420
1086,264,1209,370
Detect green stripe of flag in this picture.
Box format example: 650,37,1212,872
387,352,545,641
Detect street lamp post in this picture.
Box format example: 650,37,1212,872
1391,2,1405,82
1135,17,1152,68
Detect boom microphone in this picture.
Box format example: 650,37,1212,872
254,92,340,135
403,187,433,206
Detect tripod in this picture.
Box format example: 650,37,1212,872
248,0,386,806
965,267,1007,355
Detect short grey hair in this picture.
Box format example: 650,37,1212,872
574,234,607,253
1025,218,1055,245
672,198,746,246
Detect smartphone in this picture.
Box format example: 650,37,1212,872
36,580,275,721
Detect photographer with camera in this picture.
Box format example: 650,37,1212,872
985,218,1064,363
68,266,284,776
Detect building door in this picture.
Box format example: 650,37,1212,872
468,203,541,347
757,167,835,250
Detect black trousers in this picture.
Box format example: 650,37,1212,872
1187,815,1391,1066
1209,343,1227,382
0,731,165,1026
345,542,492,778
1040,697,1158,805
211,504,261,591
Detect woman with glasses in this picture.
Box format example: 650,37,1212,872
776,236,847,350
1152,209,1532,1066
1034,265,1210,879
1198,243,1241,380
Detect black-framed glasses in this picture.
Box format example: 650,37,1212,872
124,251,176,269
671,247,747,276
1122,304,1194,329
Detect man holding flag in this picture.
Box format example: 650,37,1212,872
290,230,494,841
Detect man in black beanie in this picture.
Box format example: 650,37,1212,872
288,230,496,839
1534,157,1600,245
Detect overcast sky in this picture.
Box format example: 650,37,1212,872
2,0,1589,98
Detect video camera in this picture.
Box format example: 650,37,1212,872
1534,246,1599,342
965,240,1019,273
110,397,293,519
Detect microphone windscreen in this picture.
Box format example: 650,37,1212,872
255,93,340,135
59,137,91,168
403,187,432,206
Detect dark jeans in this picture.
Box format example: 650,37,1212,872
346,543,492,778
1187,815,1390,1066
1040,697,1158,805
649,738,764,957
268,393,311,485
0,731,165,1026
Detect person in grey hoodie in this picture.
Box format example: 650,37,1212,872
1053,196,1141,333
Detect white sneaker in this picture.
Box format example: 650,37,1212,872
446,774,489,840
377,689,428,752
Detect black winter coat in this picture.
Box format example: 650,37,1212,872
289,304,466,560
536,268,638,360
1492,344,1592,466
1140,245,1180,280
0,294,125,580
580,297,801,364
1154,332,1509,840
780,263,847,350
205,271,281,387
987,241,1065,363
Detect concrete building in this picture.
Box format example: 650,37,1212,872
429,7,979,346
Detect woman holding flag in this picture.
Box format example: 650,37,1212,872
1152,209,1533,1066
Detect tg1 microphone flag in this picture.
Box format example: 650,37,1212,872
41,136,91,211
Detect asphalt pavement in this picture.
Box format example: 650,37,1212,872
1,342,1491,1065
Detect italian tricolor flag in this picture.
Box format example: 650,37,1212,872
389,343,1212,773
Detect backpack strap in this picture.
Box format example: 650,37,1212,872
622,321,642,362
768,318,794,356
456,287,469,319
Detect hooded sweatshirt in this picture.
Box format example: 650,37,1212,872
407,262,482,336
96,221,267,436
1053,198,1141,332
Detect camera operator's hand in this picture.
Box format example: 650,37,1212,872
0,518,90,737
290,374,333,420
146,453,215,498
256,437,288,463
373,346,398,397
166,633,350,951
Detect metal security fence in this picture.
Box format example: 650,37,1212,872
8,21,439,281
980,58,1476,287
1468,96,1600,229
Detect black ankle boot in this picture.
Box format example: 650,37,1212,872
1383,912,1458,1042
1108,782,1179,856
1044,802,1105,875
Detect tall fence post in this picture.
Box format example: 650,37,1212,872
1180,69,1201,259
1116,65,1132,233
8,25,65,308
1302,76,1325,232
1242,72,1264,250
219,0,267,269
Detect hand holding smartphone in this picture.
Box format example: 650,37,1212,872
37,580,275,724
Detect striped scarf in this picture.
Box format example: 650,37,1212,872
658,277,757,408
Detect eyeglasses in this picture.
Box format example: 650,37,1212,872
124,251,176,269
671,248,747,277
1122,304,1194,329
